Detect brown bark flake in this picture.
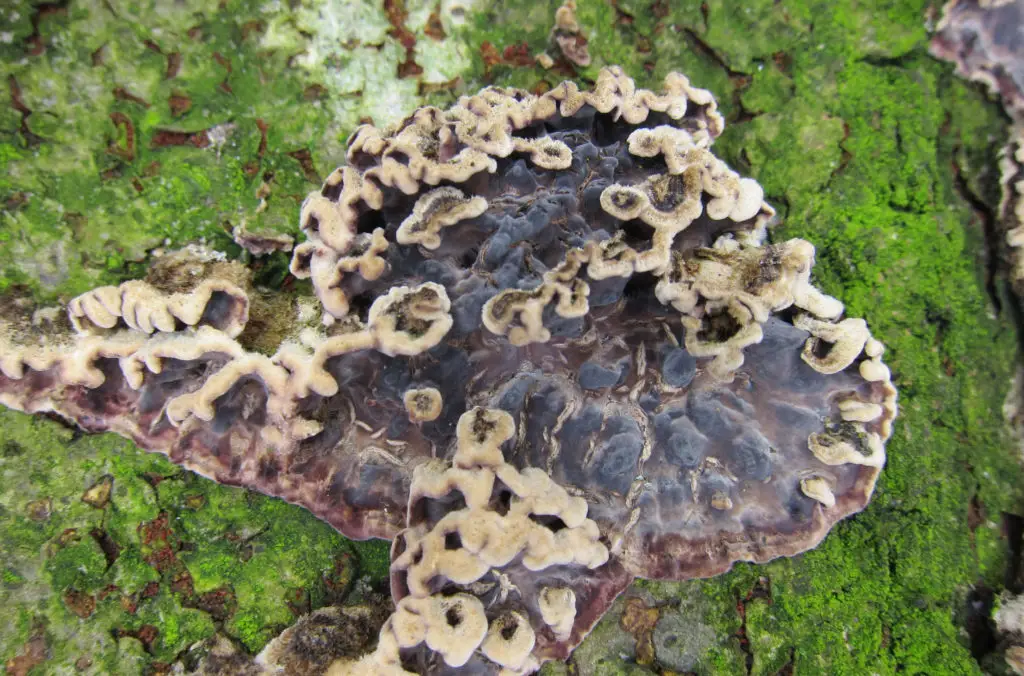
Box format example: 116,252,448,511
169,92,192,117
165,52,182,79
62,589,96,619
113,87,150,108
150,129,210,149
384,0,423,78
4,621,48,676
107,112,136,161
620,597,660,666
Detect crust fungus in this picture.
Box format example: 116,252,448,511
931,0,1024,118
347,407,613,673
538,587,576,641
0,68,897,674
1002,129,1024,302
800,476,837,508
366,282,454,356
932,1,1024,301
481,611,537,672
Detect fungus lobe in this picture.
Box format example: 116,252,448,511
0,67,897,674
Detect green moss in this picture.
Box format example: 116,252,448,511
746,599,789,676
45,539,108,593
112,636,149,675
351,538,392,581
109,548,160,595
174,541,232,596
106,474,161,546
567,589,643,673
2,567,26,586
128,589,215,662
230,609,270,654
0,404,391,670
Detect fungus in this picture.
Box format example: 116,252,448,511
538,587,576,641
482,612,537,668
1004,132,1024,288
366,282,454,356
512,136,575,170
68,246,250,337
482,248,591,346
404,387,444,422
931,0,1024,118
932,1,1024,302
795,315,870,375
800,476,836,508
355,407,615,672
0,68,897,674
397,187,489,250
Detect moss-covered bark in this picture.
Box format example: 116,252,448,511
1,0,1020,674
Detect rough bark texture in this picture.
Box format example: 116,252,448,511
0,0,1021,674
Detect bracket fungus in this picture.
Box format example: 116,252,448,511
0,67,897,674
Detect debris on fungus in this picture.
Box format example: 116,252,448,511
0,67,897,673
549,0,591,68
231,222,295,257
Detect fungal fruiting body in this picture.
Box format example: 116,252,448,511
0,67,897,673
931,0,1024,119
932,6,1024,672
931,0,1024,298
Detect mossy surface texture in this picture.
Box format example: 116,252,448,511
0,0,1019,674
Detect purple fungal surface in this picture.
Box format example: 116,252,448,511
0,68,897,674
932,1,1024,312
931,0,1024,118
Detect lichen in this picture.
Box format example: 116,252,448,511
0,0,474,302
